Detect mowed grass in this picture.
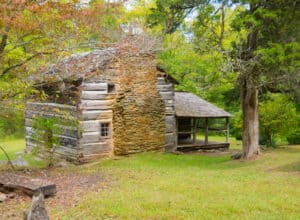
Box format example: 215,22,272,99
57,146,300,220
1,138,299,219
0,138,46,167
0,138,25,161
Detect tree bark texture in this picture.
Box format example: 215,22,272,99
241,78,260,159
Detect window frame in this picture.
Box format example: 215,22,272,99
100,122,111,138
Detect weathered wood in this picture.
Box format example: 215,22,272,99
81,91,108,99
205,118,209,145
0,173,56,197
81,110,113,120
159,91,174,100
80,93,115,101
157,84,173,91
26,135,78,149
26,190,49,220
165,115,175,125
80,121,99,132
177,131,193,134
193,118,197,144
81,110,102,120
26,126,78,138
197,127,227,131
80,132,101,143
177,142,230,152
226,117,229,143
157,75,176,152
59,135,78,147
80,120,111,132
55,146,78,155
78,152,111,163
79,100,114,110
164,99,174,106
26,102,76,111
80,142,111,154
165,133,175,145
157,77,167,85
25,110,77,120
165,107,175,114
165,121,175,133
81,82,108,91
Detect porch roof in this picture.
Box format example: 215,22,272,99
174,92,231,118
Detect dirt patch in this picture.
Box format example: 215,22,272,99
0,167,110,219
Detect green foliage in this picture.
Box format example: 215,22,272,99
0,95,25,139
158,32,237,108
287,129,300,145
286,114,300,145
259,93,298,147
32,116,63,166
0,110,24,138
232,110,243,140
31,113,78,167
147,0,209,34
231,0,300,88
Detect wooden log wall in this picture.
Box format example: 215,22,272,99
25,102,79,160
157,76,177,151
77,82,115,160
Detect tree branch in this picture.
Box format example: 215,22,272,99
5,36,45,53
220,0,225,46
1,51,52,77
0,145,15,171
0,34,8,55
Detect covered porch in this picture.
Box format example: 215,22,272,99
174,92,231,152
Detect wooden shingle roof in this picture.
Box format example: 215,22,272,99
174,92,231,118
30,48,117,83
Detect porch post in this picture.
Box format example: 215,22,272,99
175,118,178,148
193,118,197,144
226,117,229,143
205,118,208,145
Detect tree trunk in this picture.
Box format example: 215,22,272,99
241,79,260,159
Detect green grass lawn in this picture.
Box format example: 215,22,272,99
57,146,299,219
1,138,299,219
0,138,25,161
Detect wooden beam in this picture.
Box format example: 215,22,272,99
177,132,193,134
197,127,227,131
205,118,208,145
81,82,108,91
175,118,178,148
226,117,229,143
193,118,197,144
0,173,56,197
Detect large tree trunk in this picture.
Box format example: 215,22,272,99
241,79,260,159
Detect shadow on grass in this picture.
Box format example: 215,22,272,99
101,152,255,172
275,161,300,173
266,145,300,154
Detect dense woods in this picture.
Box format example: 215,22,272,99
0,0,299,159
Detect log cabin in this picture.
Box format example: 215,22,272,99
25,47,231,162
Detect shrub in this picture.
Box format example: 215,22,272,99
259,93,298,147
232,111,243,140
287,120,300,144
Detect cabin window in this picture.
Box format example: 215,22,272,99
108,83,115,93
100,122,110,137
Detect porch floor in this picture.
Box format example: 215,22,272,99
177,139,230,152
